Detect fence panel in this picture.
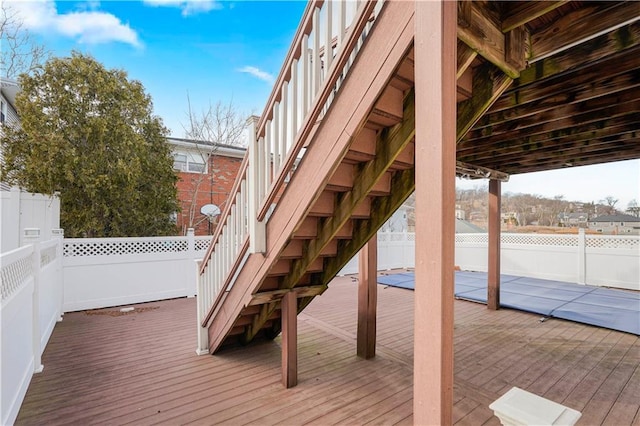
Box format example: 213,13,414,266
1,237,63,426
0,188,60,253
455,233,639,290
62,233,210,311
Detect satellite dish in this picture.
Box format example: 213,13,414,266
200,204,221,221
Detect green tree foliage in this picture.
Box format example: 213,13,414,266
1,52,178,237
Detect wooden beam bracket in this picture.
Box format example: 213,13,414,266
456,161,509,182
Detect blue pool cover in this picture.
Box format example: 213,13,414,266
377,271,640,335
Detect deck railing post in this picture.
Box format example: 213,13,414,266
247,115,266,254
577,228,586,284
25,228,44,373
187,228,196,297
195,259,210,355
52,228,65,321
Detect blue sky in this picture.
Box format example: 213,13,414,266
8,0,306,136
6,0,639,210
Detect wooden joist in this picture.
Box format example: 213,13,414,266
457,64,513,143
529,2,640,62
461,102,640,154
501,1,568,33
248,285,327,306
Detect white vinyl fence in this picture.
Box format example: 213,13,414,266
62,231,211,312
0,188,60,253
1,235,63,426
456,231,639,291
341,231,639,291
340,232,416,275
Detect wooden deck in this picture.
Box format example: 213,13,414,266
17,274,640,425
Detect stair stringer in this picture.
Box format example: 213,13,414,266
206,1,416,354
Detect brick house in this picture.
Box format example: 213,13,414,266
168,137,245,235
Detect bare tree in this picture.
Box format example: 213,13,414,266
626,199,640,218
546,195,566,226
177,96,248,234
601,196,619,215
1,4,49,78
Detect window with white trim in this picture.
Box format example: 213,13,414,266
172,151,206,173
0,99,6,124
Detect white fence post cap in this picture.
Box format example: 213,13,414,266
489,387,581,426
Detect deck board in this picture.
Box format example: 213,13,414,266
16,273,640,425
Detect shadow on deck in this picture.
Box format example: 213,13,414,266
17,275,640,425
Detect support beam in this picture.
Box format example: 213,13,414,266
501,1,568,33
457,2,522,78
529,2,640,63
457,64,513,143
281,291,297,388
357,236,377,359
414,1,456,425
321,167,415,283
488,179,502,310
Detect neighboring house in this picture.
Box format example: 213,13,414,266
558,212,589,228
455,218,485,233
1,78,20,190
381,205,409,232
501,211,518,225
167,137,246,236
587,213,640,235
0,77,19,127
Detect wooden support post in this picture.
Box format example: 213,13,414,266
357,235,377,359
414,1,456,425
281,291,297,388
488,179,501,310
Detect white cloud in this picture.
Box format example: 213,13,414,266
6,0,141,48
237,66,274,84
142,0,221,16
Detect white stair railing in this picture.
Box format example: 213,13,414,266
196,0,385,354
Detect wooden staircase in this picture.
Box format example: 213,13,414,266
196,0,418,356
196,0,480,359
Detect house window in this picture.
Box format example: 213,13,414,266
188,157,205,173
0,100,6,124
172,152,207,173
173,154,187,171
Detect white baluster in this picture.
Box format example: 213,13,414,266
273,103,280,173
312,7,321,97
230,204,236,260
338,0,346,48
240,180,247,238
301,34,309,115
280,81,288,159
265,120,272,192
257,136,265,203
325,0,333,70
291,59,298,136
235,190,242,250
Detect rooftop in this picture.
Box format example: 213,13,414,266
16,275,640,425
590,214,640,223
